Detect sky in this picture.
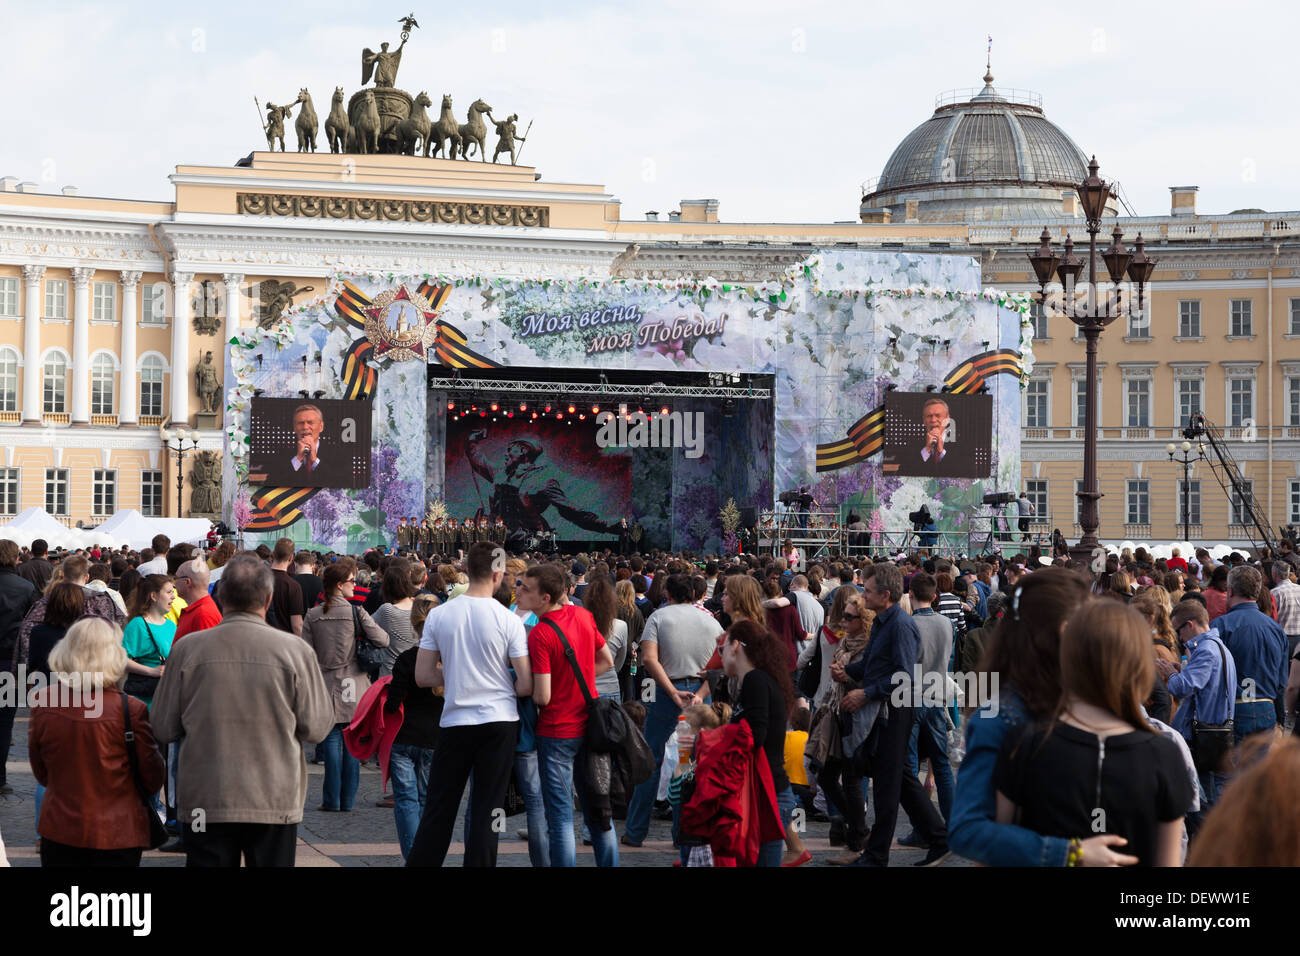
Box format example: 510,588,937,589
4,0,1299,223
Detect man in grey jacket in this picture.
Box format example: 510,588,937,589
152,553,334,867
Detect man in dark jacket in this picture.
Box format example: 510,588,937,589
0,540,36,793
18,538,53,593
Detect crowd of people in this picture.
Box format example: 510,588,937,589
1,528,1298,867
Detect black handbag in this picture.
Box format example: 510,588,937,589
537,616,628,754
351,605,385,681
121,692,168,849
1189,637,1235,774
798,636,822,699
123,622,164,699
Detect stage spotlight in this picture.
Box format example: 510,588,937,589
591,404,600,414
490,402,499,412
447,400,455,410
471,404,477,411
507,411,514,418
660,406,669,416
544,404,552,413
519,402,527,411
556,412,563,419
480,411,486,418
578,413,586,420
531,412,538,420
567,404,576,414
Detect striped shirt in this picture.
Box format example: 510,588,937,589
1273,580,1300,635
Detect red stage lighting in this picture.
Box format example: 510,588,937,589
591,404,599,414
447,400,455,410
520,402,527,411
660,406,669,416
578,413,586,420
479,411,486,418
544,404,552,413
567,404,576,414
507,411,514,418
531,412,538,420
556,412,563,419
490,403,499,412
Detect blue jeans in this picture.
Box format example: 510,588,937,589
1233,699,1277,741
320,723,359,811
390,742,434,859
757,785,796,867
625,677,697,843
513,749,549,868
908,706,955,822
536,735,618,867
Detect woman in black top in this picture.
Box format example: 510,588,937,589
27,582,85,680
721,619,808,867
995,599,1192,866
384,621,444,860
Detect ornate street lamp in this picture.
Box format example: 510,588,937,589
1165,440,1205,543
160,424,201,518
1028,157,1156,562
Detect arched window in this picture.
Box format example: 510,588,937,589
43,353,67,414
0,348,17,413
91,353,116,415
140,355,165,418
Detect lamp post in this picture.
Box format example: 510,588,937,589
160,424,201,518
1165,439,1205,543
1028,157,1156,563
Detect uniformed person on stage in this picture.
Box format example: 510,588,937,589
396,517,409,552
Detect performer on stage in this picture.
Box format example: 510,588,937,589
396,517,410,552
465,428,619,553
618,516,630,556
795,485,814,531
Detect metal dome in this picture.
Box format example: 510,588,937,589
861,70,1111,223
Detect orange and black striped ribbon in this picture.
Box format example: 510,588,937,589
434,320,501,370
815,349,1024,473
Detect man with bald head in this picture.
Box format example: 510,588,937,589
175,557,222,641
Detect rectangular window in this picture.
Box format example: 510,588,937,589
1025,379,1048,428
1126,479,1150,526
1230,299,1253,337
1126,378,1150,427
92,469,116,516
1178,300,1201,337
141,470,163,517
0,277,17,316
140,370,163,418
44,279,67,319
44,468,68,516
1178,479,1201,528
91,360,114,415
0,351,16,413
1178,377,1202,428
141,282,167,325
1229,377,1254,427
1291,298,1300,336
1288,376,1300,427
1128,307,1150,339
43,356,66,414
92,281,116,322
0,468,17,516
1030,299,1048,341
1074,379,1087,428
1025,480,1048,522
1230,482,1256,527
1290,480,1300,525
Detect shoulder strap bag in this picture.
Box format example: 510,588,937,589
121,693,168,849
538,616,628,754
352,604,385,681
123,621,164,699
1189,637,1235,774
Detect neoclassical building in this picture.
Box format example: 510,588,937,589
1,68,1295,547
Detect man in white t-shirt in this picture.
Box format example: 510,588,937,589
406,542,532,867
137,534,171,576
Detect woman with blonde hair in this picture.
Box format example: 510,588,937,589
614,579,644,701
30,617,165,866
994,599,1192,866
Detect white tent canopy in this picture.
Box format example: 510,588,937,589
89,510,212,552
0,507,130,552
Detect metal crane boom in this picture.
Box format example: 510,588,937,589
1183,412,1277,555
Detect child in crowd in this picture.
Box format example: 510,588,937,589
666,703,732,865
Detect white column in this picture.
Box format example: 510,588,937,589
21,264,45,422
170,269,193,426
223,273,244,342
119,270,141,425
70,267,93,424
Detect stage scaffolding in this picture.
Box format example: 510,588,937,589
757,509,1054,559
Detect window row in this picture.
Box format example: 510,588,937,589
1028,297,1300,341
1021,478,1298,527
1023,375,1300,429
0,469,164,518
0,351,166,416
0,276,230,324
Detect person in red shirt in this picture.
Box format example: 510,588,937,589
517,564,617,867
1167,548,1188,574
174,559,223,642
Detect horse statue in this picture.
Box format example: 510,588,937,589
324,87,349,154
457,99,494,161
397,91,433,156
294,88,318,152
347,90,381,154
429,94,461,159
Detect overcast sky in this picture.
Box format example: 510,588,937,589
5,0,1298,223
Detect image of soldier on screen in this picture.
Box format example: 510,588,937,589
465,428,619,550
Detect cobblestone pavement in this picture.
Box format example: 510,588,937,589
2,709,969,867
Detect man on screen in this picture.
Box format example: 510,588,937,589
290,404,325,474
906,396,970,478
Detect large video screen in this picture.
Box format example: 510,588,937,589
880,392,992,479
247,397,372,488
444,414,632,541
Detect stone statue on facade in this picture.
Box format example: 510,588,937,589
361,40,407,88
264,102,294,151
195,350,222,414
191,282,222,335
244,280,316,329
491,114,528,165
189,451,222,517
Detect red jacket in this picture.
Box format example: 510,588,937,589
680,719,784,866
343,675,401,786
